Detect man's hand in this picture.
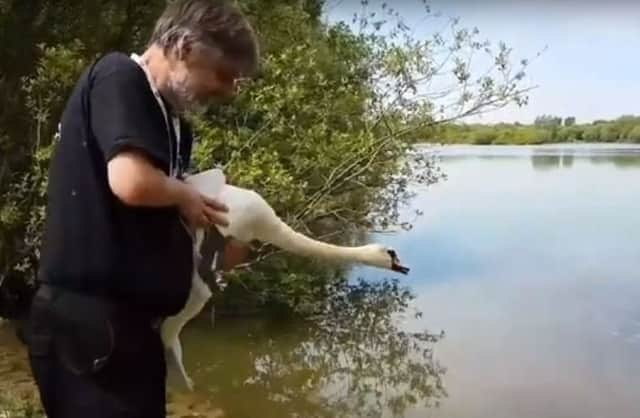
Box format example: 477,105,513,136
176,182,229,229
107,150,229,228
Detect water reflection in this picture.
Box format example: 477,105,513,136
179,144,640,418
380,144,640,418
426,144,640,172
530,154,561,170
591,155,640,169
179,279,446,418
561,154,574,167
527,153,640,171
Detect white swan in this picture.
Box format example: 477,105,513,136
161,168,409,390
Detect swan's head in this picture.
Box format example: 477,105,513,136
363,244,410,274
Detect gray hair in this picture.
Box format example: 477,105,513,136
149,0,259,77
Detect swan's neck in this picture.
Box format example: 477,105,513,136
260,221,375,265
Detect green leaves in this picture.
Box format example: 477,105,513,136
1,0,537,317
21,42,88,140
0,42,87,283
0,0,167,286
425,115,640,145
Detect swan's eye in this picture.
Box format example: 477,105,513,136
387,249,397,258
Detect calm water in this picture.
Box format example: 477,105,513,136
179,144,640,418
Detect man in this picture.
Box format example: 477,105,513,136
26,1,259,417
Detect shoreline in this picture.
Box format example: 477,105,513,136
412,142,640,156
0,321,42,417
0,322,224,418
415,141,640,147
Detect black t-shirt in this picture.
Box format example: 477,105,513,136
39,52,194,317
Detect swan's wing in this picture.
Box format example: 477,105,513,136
185,168,226,198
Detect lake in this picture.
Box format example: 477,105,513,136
379,144,640,418
176,143,640,418
2,144,638,418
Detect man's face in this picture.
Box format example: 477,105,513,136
166,44,241,113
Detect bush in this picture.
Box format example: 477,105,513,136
627,126,640,142
0,1,533,316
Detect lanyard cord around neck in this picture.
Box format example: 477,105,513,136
130,53,181,178
130,53,195,241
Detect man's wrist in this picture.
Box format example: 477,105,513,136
164,176,188,207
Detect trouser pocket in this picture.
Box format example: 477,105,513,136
48,290,116,376
27,285,158,378
26,294,54,357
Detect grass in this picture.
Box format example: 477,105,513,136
0,392,44,418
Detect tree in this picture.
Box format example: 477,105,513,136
193,1,538,310
0,0,166,198
599,123,618,142
563,116,576,126
0,2,168,318
627,125,640,142
582,125,601,142
534,114,562,126
1,0,535,317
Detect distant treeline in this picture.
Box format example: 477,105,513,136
419,115,640,145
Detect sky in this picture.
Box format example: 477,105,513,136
322,0,640,124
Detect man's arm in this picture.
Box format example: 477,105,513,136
108,149,229,228
107,150,186,207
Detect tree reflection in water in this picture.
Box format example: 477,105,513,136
181,278,447,418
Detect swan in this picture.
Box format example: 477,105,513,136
160,168,410,390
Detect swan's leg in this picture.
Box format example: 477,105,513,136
165,339,194,391
161,273,212,391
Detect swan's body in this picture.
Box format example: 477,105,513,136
161,169,409,390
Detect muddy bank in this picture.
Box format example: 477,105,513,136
0,321,42,416
0,322,223,418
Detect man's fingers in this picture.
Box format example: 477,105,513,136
204,207,229,227
187,215,206,230
202,195,228,212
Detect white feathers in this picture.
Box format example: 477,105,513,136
160,168,407,390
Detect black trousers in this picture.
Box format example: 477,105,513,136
26,288,167,418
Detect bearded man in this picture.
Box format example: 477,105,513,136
26,1,259,417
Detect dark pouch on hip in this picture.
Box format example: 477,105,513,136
49,290,117,376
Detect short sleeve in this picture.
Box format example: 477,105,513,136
88,54,171,171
